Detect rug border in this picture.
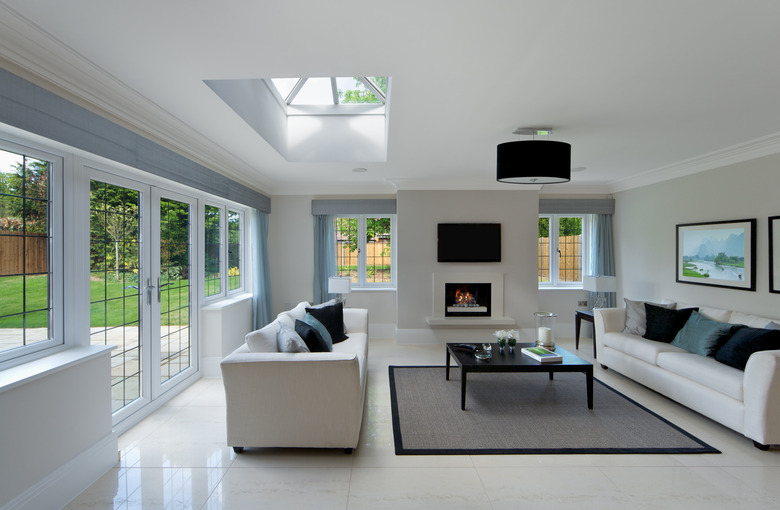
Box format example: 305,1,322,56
388,365,720,455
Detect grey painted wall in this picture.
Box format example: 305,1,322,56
396,189,539,339
614,152,780,318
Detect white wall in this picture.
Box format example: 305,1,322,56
0,349,117,509
614,152,780,317
267,195,398,334
396,190,539,342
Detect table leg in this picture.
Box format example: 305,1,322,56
445,349,450,380
575,314,581,350
549,371,554,380
592,324,597,359
586,368,594,410
461,369,467,410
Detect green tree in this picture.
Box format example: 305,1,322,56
339,77,387,104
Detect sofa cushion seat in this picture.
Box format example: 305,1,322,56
657,352,744,400
603,332,686,364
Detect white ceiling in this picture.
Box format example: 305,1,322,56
2,1,780,196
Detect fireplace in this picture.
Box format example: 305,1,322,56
445,283,491,317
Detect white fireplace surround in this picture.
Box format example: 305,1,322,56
427,272,516,327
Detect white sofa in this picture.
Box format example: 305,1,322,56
595,303,780,449
220,302,368,453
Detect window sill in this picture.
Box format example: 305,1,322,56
351,287,396,292
0,345,114,395
538,286,586,291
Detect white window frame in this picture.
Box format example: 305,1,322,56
336,214,396,289
0,140,64,367
538,214,589,289
226,208,244,294
203,202,247,302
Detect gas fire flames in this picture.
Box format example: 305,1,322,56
453,289,478,307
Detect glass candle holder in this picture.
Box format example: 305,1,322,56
534,312,557,350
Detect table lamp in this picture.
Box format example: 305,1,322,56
583,275,617,309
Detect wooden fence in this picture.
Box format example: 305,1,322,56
538,235,582,282
0,232,47,275
336,239,390,269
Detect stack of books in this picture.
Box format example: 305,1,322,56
521,346,563,363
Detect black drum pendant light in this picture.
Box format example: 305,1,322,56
496,130,571,184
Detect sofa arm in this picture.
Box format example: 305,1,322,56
594,308,626,336
220,345,363,449
344,307,368,335
743,349,780,445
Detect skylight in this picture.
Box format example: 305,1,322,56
269,76,387,109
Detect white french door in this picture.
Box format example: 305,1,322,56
89,170,198,423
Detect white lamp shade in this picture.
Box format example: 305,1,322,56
328,276,352,294
583,275,617,293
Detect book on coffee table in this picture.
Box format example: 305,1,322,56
521,346,563,363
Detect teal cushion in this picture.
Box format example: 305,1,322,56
304,313,333,350
671,310,739,356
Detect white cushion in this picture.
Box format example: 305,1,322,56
697,306,732,323
287,301,311,321
729,311,778,329
245,322,278,353
657,352,744,400
602,332,686,365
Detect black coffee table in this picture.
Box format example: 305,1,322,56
445,342,594,410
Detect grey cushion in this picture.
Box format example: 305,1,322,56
276,323,309,353
623,298,672,336
766,321,780,330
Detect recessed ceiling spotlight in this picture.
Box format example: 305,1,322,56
352,167,368,173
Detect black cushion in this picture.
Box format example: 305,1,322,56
643,303,698,343
306,301,349,343
715,326,780,370
294,319,331,352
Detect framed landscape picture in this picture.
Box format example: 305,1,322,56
676,219,756,291
770,216,780,294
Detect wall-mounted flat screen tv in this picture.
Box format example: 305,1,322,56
437,223,501,262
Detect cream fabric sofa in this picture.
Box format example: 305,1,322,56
595,304,780,449
220,303,368,453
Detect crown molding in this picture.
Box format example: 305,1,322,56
0,3,274,196
607,131,780,193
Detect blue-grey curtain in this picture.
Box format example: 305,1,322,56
313,214,337,304
251,209,273,329
589,213,617,308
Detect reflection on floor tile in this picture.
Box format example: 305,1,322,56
66,337,780,509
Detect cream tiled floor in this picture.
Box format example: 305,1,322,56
66,336,780,509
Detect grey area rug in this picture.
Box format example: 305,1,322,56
389,366,719,455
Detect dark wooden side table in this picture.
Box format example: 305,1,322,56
575,309,597,358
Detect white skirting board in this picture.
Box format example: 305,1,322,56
5,432,118,510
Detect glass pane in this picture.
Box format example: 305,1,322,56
290,77,333,105
160,198,191,383
365,217,391,283
0,148,51,353
90,179,142,412
270,78,300,101
228,211,240,291
337,77,382,104
558,217,583,283
335,217,359,283
367,76,388,95
538,217,550,283
204,205,221,296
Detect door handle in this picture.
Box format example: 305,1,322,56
146,278,155,305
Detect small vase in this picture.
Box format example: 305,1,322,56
507,338,516,353
497,338,506,353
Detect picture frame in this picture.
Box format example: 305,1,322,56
676,219,756,291
770,216,780,294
